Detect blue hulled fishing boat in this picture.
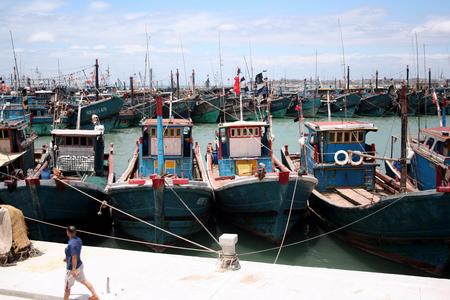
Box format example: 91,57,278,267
205,115,317,242
0,120,113,238
281,88,450,275
66,95,124,132
106,96,213,247
317,91,361,118
355,86,396,117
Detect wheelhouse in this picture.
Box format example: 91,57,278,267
303,121,378,191
216,121,272,176
139,118,194,179
419,127,450,158
51,129,104,176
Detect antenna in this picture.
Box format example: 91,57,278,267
415,32,419,90
338,18,346,86
180,37,188,87
9,30,20,90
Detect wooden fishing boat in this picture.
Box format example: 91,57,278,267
192,94,221,123
206,119,317,243
106,97,213,247
281,113,450,275
355,86,396,117
317,91,362,118
0,122,113,238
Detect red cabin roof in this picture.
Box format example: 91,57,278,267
421,127,450,141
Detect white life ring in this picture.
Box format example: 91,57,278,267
334,150,349,166
350,151,364,166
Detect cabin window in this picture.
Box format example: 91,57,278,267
434,141,444,155
73,136,79,145
336,132,343,143
248,128,253,135
80,137,87,146
87,138,93,146
164,129,168,137
358,131,364,142
426,137,435,149
243,128,247,135
231,128,236,137
66,136,73,146
254,127,259,136
237,128,241,136
150,128,156,137
328,132,335,143
176,128,181,137
344,132,351,143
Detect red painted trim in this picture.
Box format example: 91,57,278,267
25,178,40,186
437,186,450,193
156,96,163,116
218,142,222,159
152,178,165,189
129,179,145,185
314,144,319,162
173,178,189,185
278,171,290,184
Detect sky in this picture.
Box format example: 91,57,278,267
1,0,450,87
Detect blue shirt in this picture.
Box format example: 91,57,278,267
65,237,83,270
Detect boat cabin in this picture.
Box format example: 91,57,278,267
303,121,378,191
0,120,36,174
139,118,194,179
51,129,104,176
216,121,272,177
410,127,450,190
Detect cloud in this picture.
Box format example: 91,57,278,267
28,31,55,42
89,1,111,11
414,19,450,34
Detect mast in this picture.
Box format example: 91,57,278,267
415,33,419,90
338,18,346,86
192,69,196,97
375,70,378,90
156,95,165,175
176,68,180,99
95,59,99,101
347,66,350,90
400,84,408,193
170,70,174,94
9,30,20,90
218,32,226,122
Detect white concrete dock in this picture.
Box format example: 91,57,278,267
1,241,449,299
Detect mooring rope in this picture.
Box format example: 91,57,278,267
53,177,218,253
239,192,407,256
0,170,217,254
273,173,298,264
24,216,215,253
166,184,220,246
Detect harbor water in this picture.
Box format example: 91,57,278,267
33,115,445,278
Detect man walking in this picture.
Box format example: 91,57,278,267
64,225,99,300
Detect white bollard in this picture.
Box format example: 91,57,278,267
218,234,240,271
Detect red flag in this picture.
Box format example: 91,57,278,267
432,91,438,104
233,76,240,96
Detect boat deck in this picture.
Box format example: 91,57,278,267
0,241,449,299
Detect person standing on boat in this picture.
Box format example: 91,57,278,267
63,225,99,300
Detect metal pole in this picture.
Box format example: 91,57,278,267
400,84,408,193
95,59,99,101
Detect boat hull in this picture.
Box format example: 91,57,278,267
355,93,394,117
317,93,361,118
107,182,212,246
214,175,317,243
0,179,110,239
192,96,221,123
309,189,450,275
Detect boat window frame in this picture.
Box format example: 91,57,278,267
229,127,261,138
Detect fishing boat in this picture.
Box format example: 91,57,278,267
281,87,450,275
286,91,321,118
191,94,221,123
205,113,317,242
66,95,124,132
0,118,113,238
355,86,396,117
162,96,196,119
317,90,361,118
106,96,213,247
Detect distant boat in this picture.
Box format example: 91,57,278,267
162,97,195,119
281,118,450,275
192,94,221,123
317,91,361,118
355,86,396,117
66,95,124,132
107,97,213,248
286,91,321,118
206,119,317,243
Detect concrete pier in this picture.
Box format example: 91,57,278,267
0,241,449,299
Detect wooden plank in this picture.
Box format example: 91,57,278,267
321,192,355,207
335,188,372,206
353,188,380,203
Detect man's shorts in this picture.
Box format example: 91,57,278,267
64,264,86,289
